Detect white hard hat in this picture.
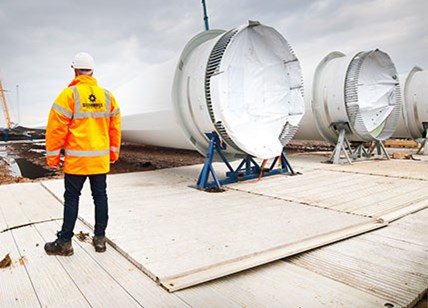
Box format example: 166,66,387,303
71,52,95,70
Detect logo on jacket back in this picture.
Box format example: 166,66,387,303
83,94,103,109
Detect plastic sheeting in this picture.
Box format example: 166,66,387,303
355,52,398,137
117,22,304,159
210,24,304,158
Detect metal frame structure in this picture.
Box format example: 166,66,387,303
328,122,353,164
0,80,12,130
366,141,390,160
195,133,295,190
0,80,12,141
328,122,390,164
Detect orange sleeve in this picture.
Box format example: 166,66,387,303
109,92,121,162
45,89,73,166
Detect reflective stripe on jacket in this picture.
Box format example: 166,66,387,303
46,75,121,175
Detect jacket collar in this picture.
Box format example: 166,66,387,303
68,75,98,87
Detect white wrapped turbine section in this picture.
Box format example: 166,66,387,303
402,66,428,139
117,21,304,159
312,49,401,144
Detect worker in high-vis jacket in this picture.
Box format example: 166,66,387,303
44,52,121,256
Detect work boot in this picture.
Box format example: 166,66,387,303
44,237,74,256
93,235,107,253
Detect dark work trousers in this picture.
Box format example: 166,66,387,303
59,173,108,241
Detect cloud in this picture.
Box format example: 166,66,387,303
275,0,428,74
0,0,426,125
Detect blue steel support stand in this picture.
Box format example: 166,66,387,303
195,132,295,190
3,128,8,142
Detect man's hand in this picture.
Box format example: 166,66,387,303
110,160,116,165
49,164,60,170
47,162,61,170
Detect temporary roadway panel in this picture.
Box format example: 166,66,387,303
0,219,187,306
226,154,428,219
0,152,427,306
288,209,428,307
0,182,63,232
42,171,385,292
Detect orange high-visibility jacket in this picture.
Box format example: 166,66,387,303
46,75,121,175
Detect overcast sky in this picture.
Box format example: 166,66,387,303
0,0,427,126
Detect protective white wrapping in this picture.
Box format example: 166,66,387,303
116,22,304,159
210,24,304,158
356,53,398,136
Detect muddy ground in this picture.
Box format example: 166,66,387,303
0,142,205,185
0,140,334,186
